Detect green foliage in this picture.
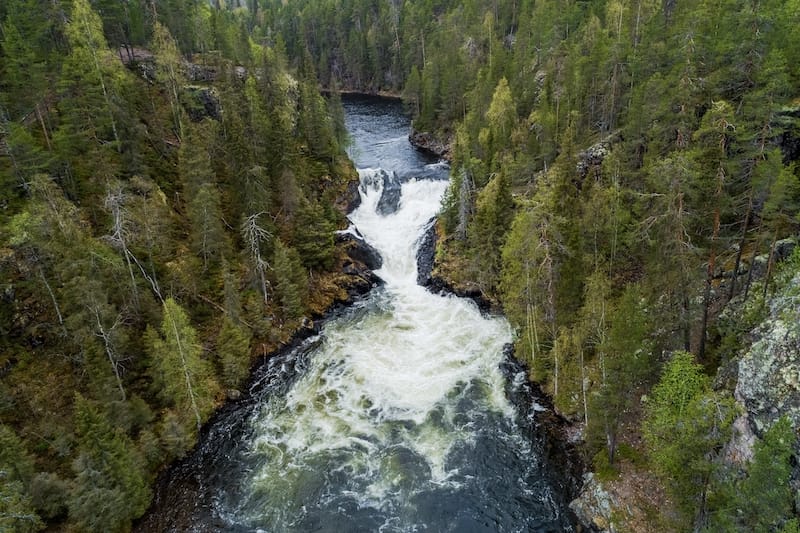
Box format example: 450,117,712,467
468,171,513,292
644,352,737,525
0,2,355,530
586,283,653,464
3,0,800,530
68,394,150,532
272,240,308,320
292,200,335,271
0,425,42,531
218,316,252,388
0,476,43,533
736,418,795,532
147,298,220,431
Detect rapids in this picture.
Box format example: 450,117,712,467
136,95,575,533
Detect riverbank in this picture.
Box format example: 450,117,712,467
416,218,586,518
418,217,680,533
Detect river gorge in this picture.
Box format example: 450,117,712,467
137,96,576,532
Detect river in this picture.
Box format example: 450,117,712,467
137,95,575,532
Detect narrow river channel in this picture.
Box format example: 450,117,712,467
137,95,575,532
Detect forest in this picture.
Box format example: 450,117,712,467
2,0,800,531
0,0,364,530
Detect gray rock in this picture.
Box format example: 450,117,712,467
416,218,437,286
377,170,402,216
408,131,452,160
576,141,610,179
735,270,800,433
335,229,382,271
569,473,618,532
226,389,242,401
339,178,362,214
183,86,221,122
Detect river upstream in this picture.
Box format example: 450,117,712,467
137,96,575,532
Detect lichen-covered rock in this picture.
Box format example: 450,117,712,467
569,473,618,532
183,86,221,122
576,141,610,179
735,269,800,433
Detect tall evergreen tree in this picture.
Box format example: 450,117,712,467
146,298,219,432
68,394,150,532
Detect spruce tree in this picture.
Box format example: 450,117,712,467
643,352,736,527
218,316,252,389
68,394,150,532
147,298,219,432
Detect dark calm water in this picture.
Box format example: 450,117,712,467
136,95,575,533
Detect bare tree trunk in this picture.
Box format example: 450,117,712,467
762,232,778,303
38,267,66,337
728,191,752,302
92,307,126,401
580,344,588,427
166,306,202,431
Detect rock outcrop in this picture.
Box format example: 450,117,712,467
376,171,402,215
415,218,437,286
336,229,382,271
569,473,619,532
409,131,452,161
735,267,800,434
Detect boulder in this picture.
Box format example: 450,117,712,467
576,140,611,179
408,131,452,161
416,218,437,286
338,177,362,214
183,86,221,122
569,473,618,533
335,229,382,271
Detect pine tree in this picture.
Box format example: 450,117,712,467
586,283,652,465
55,0,128,190
468,170,513,292
292,199,335,271
0,425,42,532
151,22,186,142
737,418,795,532
187,182,226,272
272,240,307,320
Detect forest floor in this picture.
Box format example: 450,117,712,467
604,415,676,533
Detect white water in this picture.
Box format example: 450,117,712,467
236,167,517,528
137,97,572,533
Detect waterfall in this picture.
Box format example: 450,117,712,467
137,96,574,533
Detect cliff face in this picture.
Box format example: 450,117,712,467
734,244,800,437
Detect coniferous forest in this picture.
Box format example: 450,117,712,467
2,0,800,531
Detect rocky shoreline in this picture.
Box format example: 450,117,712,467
409,130,453,161
415,217,587,529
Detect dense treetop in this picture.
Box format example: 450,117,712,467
2,0,800,530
